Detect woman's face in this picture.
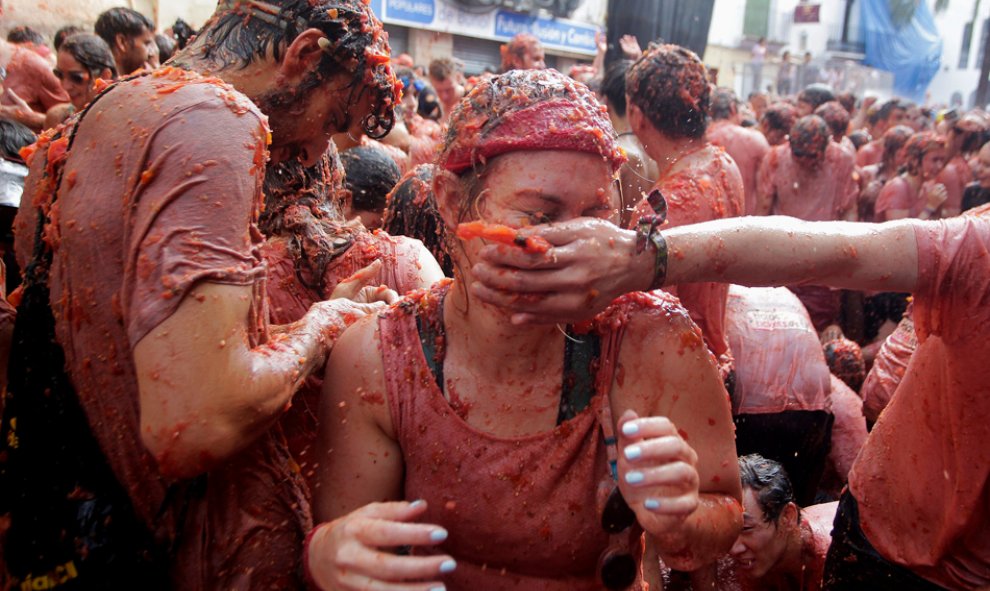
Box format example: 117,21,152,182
55,50,92,110
920,148,946,181
444,150,617,268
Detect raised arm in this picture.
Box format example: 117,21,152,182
611,302,742,570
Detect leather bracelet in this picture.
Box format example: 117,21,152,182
634,189,669,290
647,229,668,290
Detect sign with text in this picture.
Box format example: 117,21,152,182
794,4,821,23
376,0,599,55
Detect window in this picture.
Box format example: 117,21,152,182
743,0,771,39
979,18,990,70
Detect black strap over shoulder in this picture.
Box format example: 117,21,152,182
415,294,600,425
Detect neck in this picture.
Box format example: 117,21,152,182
609,111,631,134
171,42,272,100
444,278,562,378
638,126,706,178
768,520,808,587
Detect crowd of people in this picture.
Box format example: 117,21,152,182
0,1,987,590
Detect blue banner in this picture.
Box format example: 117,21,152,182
386,0,435,24
369,0,383,19
860,0,941,102
493,10,597,53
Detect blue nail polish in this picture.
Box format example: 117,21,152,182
410,499,426,510
624,445,642,460
625,471,645,484
622,422,640,436
644,498,661,510
439,559,457,573
430,587,446,591
430,528,449,543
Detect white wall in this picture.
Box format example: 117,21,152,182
929,0,987,107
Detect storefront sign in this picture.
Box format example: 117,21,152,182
794,3,821,23
371,0,599,55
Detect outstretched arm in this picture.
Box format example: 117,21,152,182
468,216,920,323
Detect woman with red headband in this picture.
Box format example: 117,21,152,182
304,69,742,590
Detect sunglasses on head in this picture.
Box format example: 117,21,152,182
53,69,89,85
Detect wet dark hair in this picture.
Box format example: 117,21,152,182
171,18,195,50
383,164,452,276
797,83,835,111
7,26,45,46
0,118,37,163
789,115,830,159
601,60,633,118
261,148,363,292
53,25,86,52
94,7,154,47
881,125,913,167
869,98,904,127
418,86,441,120
155,33,177,62
814,100,850,140
738,454,796,524
196,0,397,139
60,33,118,79
761,102,798,134
848,129,870,150
627,43,711,140
711,87,739,121
340,145,402,213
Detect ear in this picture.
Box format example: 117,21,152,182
280,28,327,79
99,68,114,81
782,502,799,526
114,33,129,53
432,169,464,231
627,102,646,135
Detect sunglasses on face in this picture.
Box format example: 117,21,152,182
53,69,89,85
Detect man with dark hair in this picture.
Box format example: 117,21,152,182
339,144,402,230
94,6,158,74
814,100,854,155
857,98,907,167
427,57,464,123
11,0,400,586
797,83,836,116
707,87,771,215
757,115,858,328
728,454,837,591
760,101,799,146
626,42,744,375
600,59,657,227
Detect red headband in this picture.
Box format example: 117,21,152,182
438,92,626,174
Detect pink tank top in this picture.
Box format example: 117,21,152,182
379,283,646,590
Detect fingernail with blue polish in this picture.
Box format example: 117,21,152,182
410,499,426,510
625,471,645,484
644,498,661,510
430,587,447,591
439,559,457,574
624,445,642,460
430,528,449,543
622,422,640,436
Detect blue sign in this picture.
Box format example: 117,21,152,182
386,0,436,25
369,0,383,19
493,10,598,53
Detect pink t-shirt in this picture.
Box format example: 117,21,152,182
725,286,831,414
3,46,69,113
758,141,858,221
16,69,309,589
849,216,990,589
631,146,745,360
874,176,929,220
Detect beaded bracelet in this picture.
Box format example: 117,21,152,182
634,189,669,291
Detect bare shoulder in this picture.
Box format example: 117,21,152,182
323,309,394,436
